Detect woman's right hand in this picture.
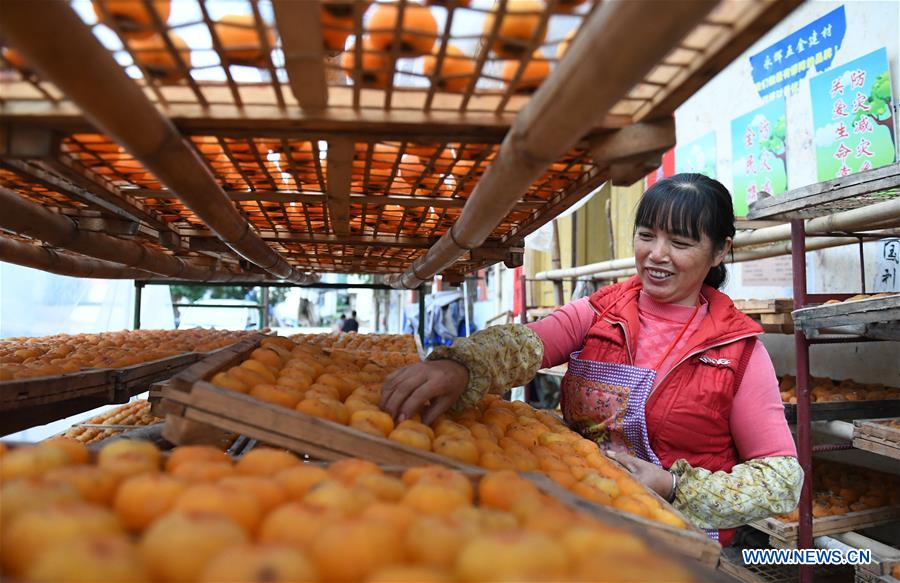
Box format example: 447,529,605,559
379,359,469,425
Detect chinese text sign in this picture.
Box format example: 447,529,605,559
750,6,846,101
809,48,896,182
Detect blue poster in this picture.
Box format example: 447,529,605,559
809,48,896,182
731,99,788,217
749,6,846,101
675,132,716,178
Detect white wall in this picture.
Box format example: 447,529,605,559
675,1,900,382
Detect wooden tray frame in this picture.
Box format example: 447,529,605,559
853,418,900,462
160,335,722,566
0,343,242,435
783,401,900,424
792,296,900,339
750,507,900,549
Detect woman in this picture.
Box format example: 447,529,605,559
381,174,802,545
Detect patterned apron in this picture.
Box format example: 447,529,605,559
560,296,719,541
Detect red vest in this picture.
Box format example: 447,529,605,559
581,276,762,546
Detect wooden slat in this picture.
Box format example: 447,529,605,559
163,381,478,468
733,298,794,314
751,506,900,549
273,0,328,110
853,435,900,462
326,138,353,235
590,118,676,164
0,96,629,140
168,335,264,393
792,295,900,336
748,162,900,220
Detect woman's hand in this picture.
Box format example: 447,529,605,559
379,360,469,425
606,451,674,500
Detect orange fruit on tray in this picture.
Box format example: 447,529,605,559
114,473,186,531
310,517,405,582
139,512,248,582
199,544,318,583
342,40,391,89
213,14,276,67
92,0,171,39
235,448,299,476
482,0,547,58
2,502,123,576
423,44,475,93
26,536,150,583
366,2,437,56
129,32,191,84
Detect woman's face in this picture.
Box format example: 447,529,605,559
633,226,731,306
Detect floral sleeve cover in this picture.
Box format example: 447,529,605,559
670,455,804,529
426,324,544,411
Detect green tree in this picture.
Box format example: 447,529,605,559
170,285,288,305
759,115,787,164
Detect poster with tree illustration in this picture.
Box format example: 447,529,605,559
731,99,788,216
674,132,717,179
810,47,895,182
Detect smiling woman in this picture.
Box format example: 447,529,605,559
380,173,803,548
633,174,735,306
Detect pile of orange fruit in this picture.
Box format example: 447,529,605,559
0,329,253,381
0,439,692,582
775,460,900,522
84,0,588,95
778,375,900,404
290,332,418,354
60,401,161,445
209,334,687,530
822,292,898,305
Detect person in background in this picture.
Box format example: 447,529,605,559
334,314,346,332
342,310,360,333
380,173,802,546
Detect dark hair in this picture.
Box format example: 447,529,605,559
633,173,735,289
351,311,357,317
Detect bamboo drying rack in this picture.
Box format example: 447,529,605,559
0,0,800,285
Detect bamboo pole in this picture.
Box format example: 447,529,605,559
555,234,900,281
537,197,900,281
734,197,900,247
386,0,716,289
0,186,256,282
0,236,152,280
0,1,316,284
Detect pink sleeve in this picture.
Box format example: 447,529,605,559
730,340,797,460
526,298,595,368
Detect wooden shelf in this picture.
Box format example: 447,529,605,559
853,419,900,462
792,296,900,340
784,401,900,424
747,162,900,221
0,0,801,280
750,507,900,549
